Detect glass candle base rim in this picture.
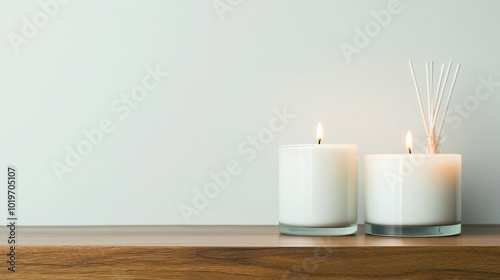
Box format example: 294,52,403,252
364,223,461,237
279,223,358,236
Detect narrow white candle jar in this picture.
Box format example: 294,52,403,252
364,154,461,237
279,144,358,236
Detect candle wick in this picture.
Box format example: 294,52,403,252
408,148,412,154
318,139,321,145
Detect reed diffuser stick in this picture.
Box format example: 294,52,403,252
430,61,434,118
426,62,432,127
431,61,453,130
408,60,429,135
434,64,445,112
438,64,461,136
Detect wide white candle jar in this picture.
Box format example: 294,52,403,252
364,154,461,237
279,144,358,236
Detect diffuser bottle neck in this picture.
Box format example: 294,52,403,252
426,136,442,154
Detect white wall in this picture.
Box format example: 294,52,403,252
0,0,499,225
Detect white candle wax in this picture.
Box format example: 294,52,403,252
364,154,461,226
279,144,358,227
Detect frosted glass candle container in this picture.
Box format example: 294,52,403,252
279,144,358,236
364,154,461,237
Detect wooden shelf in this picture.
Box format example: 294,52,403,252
1,225,499,279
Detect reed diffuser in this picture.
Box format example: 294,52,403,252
408,60,461,154
363,60,463,237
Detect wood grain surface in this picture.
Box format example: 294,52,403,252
1,225,499,246
0,225,499,279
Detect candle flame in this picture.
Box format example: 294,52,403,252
317,123,323,144
406,131,412,154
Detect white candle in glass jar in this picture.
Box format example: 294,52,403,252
364,133,461,228
279,124,358,230
279,144,358,227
